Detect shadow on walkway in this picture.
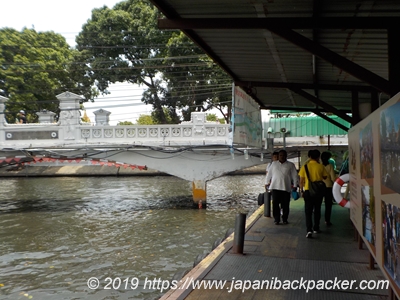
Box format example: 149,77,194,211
176,200,388,299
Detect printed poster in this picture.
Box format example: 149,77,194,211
232,86,262,148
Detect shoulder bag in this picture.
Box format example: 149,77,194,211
304,165,326,198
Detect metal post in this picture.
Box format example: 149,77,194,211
368,253,375,270
264,191,271,217
358,235,363,250
232,213,246,254
283,133,286,149
353,223,358,241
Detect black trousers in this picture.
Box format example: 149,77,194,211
271,189,290,223
324,187,333,223
304,190,323,232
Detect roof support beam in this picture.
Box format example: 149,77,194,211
262,106,351,113
269,28,396,95
235,81,374,92
311,111,349,132
388,28,400,97
371,90,380,112
290,88,353,124
150,2,238,81
312,0,321,99
158,17,400,30
178,30,239,81
351,90,361,126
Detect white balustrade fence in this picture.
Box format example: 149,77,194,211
0,92,231,148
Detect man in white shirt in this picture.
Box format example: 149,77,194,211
265,151,279,190
265,150,299,225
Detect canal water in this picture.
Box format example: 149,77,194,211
0,175,264,300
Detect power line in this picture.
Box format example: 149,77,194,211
1,54,209,67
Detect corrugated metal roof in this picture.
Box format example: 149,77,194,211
150,0,400,126
265,115,350,137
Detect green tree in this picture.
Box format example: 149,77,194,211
75,0,232,124
117,121,134,125
136,114,154,125
136,107,177,125
76,1,170,123
0,27,98,123
206,113,218,122
206,113,226,124
162,32,232,123
150,107,178,124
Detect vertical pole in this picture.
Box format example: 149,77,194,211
298,151,301,170
389,287,395,300
371,90,379,112
192,180,207,208
351,90,360,126
328,135,331,150
358,235,363,250
283,133,286,149
233,213,246,254
388,28,400,98
353,224,358,241
368,253,375,270
264,191,271,217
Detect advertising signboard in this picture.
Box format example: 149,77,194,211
232,86,262,148
349,93,400,296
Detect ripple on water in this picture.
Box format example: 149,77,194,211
0,175,263,299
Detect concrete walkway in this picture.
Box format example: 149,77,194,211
161,199,389,299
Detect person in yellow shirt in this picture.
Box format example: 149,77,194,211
321,151,337,226
299,149,329,238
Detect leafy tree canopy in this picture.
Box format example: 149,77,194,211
117,120,134,125
136,114,154,125
76,0,232,124
135,107,177,125
206,113,225,124
0,27,98,123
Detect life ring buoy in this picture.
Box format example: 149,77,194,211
333,174,350,208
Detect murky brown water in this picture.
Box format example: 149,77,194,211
0,175,263,299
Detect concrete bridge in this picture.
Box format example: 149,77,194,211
0,91,348,204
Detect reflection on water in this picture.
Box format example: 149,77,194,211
0,175,263,299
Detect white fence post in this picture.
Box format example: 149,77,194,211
56,91,84,141
0,96,8,145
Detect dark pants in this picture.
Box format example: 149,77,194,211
304,190,323,232
271,189,290,223
324,187,333,223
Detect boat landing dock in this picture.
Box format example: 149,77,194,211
161,199,389,300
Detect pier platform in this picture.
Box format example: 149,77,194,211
161,199,389,299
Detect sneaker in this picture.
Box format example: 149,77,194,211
306,232,313,238
274,221,280,225
313,229,321,234
325,222,332,227
283,221,289,224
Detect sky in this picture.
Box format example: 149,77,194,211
0,0,168,125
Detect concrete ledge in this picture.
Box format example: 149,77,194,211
0,164,267,177
0,165,169,177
